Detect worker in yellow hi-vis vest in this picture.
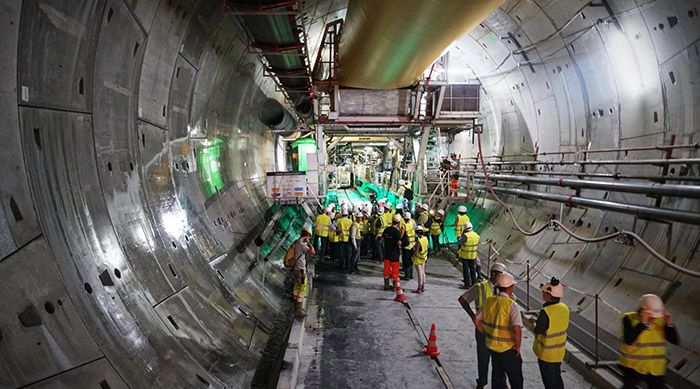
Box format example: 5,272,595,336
452,205,470,238
336,210,353,272
314,207,331,259
459,263,507,389
533,277,569,389
475,272,523,389
620,294,679,389
458,222,480,289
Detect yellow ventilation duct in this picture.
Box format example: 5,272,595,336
338,0,504,89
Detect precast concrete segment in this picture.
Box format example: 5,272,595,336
0,0,305,388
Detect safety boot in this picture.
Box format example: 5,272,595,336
383,278,392,290
294,301,306,318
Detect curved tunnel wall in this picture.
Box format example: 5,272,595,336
447,0,700,383
0,1,303,388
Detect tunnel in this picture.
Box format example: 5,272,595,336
0,0,699,388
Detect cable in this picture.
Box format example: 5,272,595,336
475,127,700,278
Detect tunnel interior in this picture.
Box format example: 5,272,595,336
1,0,699,388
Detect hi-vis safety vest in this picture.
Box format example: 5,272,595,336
404,221,416,249
375,215,387,237
329,220,339,243
459,231,480,260
454,214,470,237
619,312,667,376
360,218,370,234
419,211,430,227
413,236,429,265
482,296,516,353
315,214,330,237
533,302,570,363
353,221,362,239
474,280,494,311
430,216,443,236
337,217,352,242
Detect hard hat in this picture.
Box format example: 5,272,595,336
329,203,336,209
330,212,336,219
422,203,429,210
355,212,363,218
378,198,386,205
465,222,473,231
416,225,424,233
363,204,372,213
458,205,467,213
403,212,411,219
438,209,445,216
490,263,507,273
302,227,311,235
325,207,332,214
495,272,516,288
377,207,384,215
392,214,402,223
396,203,403,210
639,294,664,318
540,277,564,298
384,202,392,209
399,179,405,185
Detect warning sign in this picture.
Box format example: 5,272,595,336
266,171,307,199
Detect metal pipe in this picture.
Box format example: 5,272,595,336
595,294,599,364
478,173,700,199
472,184,700,225
526,260,530,311
465,157,700,166
471,170,700,183
258,98,297,133
475,143,699,159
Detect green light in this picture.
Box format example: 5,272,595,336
196,138,225,199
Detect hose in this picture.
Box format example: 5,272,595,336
475,128,700,278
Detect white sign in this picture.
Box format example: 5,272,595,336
266,171,307,199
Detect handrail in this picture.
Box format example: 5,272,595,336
470,143,698,160
474,126,700,278
306,184,324,209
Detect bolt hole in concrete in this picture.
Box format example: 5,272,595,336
167,315,179,330
614,278,623,287
84,282,93,294
57,299,63,306
9,196,23,221
44,302,56,314
114,268,122,278
100,379,112,389
195,374,210,387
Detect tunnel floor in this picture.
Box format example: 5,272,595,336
295,254,596,388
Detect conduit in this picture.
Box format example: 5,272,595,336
338,0,504,89
258,98,297,134
474,128,700,278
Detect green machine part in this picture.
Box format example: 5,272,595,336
196,138,226,199
291,138,317,171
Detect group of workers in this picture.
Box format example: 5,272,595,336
306,195,679,389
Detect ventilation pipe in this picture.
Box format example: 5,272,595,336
258,98,297,134
338,0,504,89
294,95,313,118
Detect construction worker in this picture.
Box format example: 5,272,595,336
400,179,414,210
458,262,507,389
452,205,470,239
412,225,429,294
328,212,339,262
458,222,480,288
384,201,394,221
401,212,416,281
292,227,316,317
430,209,445,252
395,203,406,230
314,207,331,259
381,214,402,290
350,212,363,273
474,272,523,389
620,294,679,389
533,277,570,389
336,210,353,272
360,204,372,258
374,206,386,261
419,203,430,228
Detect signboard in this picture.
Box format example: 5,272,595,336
266,171,307,199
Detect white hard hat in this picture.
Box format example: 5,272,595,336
392,214,402,223
377,207,384,215
490,263,507,273
639,294,664,318
422,203,429,210
495,272,516,288
416,225,424,232
399,179,405,185
329,203,336,209
396,203,403,210
403,212,411,219
438,209,445,216
540,277,564,298
378,198,386,205
325,207,332,214
355,212,363,218
458,205,467,213
330,212,336,219
465,222,473,231
363,204,372,213
384,202,392,209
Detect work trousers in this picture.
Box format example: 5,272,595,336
338,241,352,271
490,349,523,389
351,241,361,271
329,241,337,261
463,258,478,287
538,359,564,389
374,237,384,261
402,248,413,279
621,366,664,389
317,236,329,259
415,263,426,286
475,330,490,386
431,234,441,251
362,234,372,257
383,260,400,283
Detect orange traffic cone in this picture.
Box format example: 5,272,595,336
394,280,407,302
423,323,441,357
